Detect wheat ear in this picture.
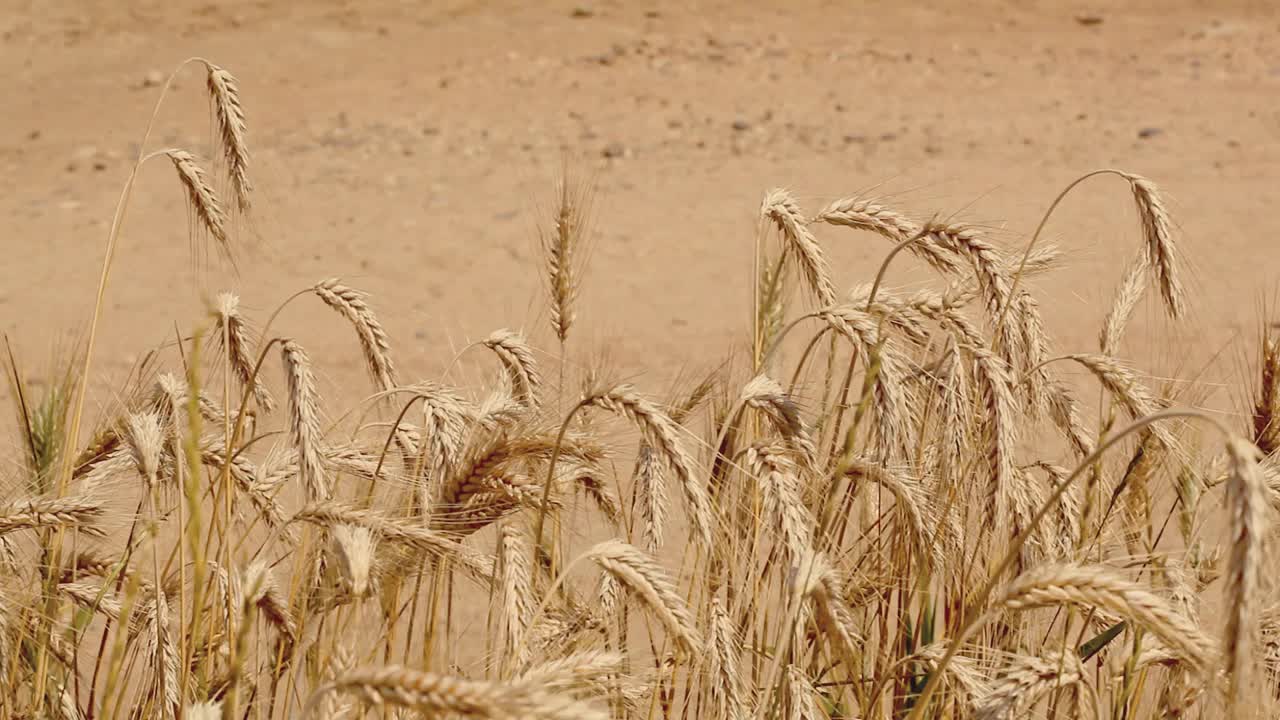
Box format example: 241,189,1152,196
204,62,252,212
313,278,398,392
584,540,702,655
762,188,837,307
165,149,229,255
482,329,543,407
1000,563,1216,672
1225,437,1270,713
281,339,328,500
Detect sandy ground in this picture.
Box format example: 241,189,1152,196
2,0,1280,416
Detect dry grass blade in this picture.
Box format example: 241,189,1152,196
165,149,230,256
762,188,836,307
204,63,252,213
313,278,397,392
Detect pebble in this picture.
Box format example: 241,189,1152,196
141,69,165,88
1137,127,1163,139
601,141,627,159
731,118,751,132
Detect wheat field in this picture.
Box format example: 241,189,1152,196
3,58,1279,720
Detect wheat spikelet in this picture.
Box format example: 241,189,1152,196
542,172,592,343
1063,353,1175,449
912,643,989,703
783,664,821,720
200,438,288,529
816,305,913,454
707,597,745,720
974,648,1087,720
584,540,701,655
499,525,533,665
932,340,973,480
972,347,1019,529
1047,379,1095,458
1017,291,1050,417
239,559,297,645
213,293,275,412
844,458,939,570
313,278,397,392
165,149,229,255
746,444,812,560
328,524,376,598
281,339,328,500
1225,437,1270,713
923,221,1020,363
634,444,668,552
587,385,712,547
791,551,862,666
124,410,166,487
761,188,836,307
1124,172,1185,317
482,329,542,407
59,581,124,621
1256,333,1280,455
312,665,606,719
1099,255,1149,357
297,502,494,579
1000,563,1215,672
740,375,817,467
0,496,104,536
813,195,959,272
204,63,251,213
141,589,179,720
515,649,624,694
185,701,223,720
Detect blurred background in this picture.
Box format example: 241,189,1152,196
2,0,1278,409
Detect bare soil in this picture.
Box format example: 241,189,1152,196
3,0,1279,412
